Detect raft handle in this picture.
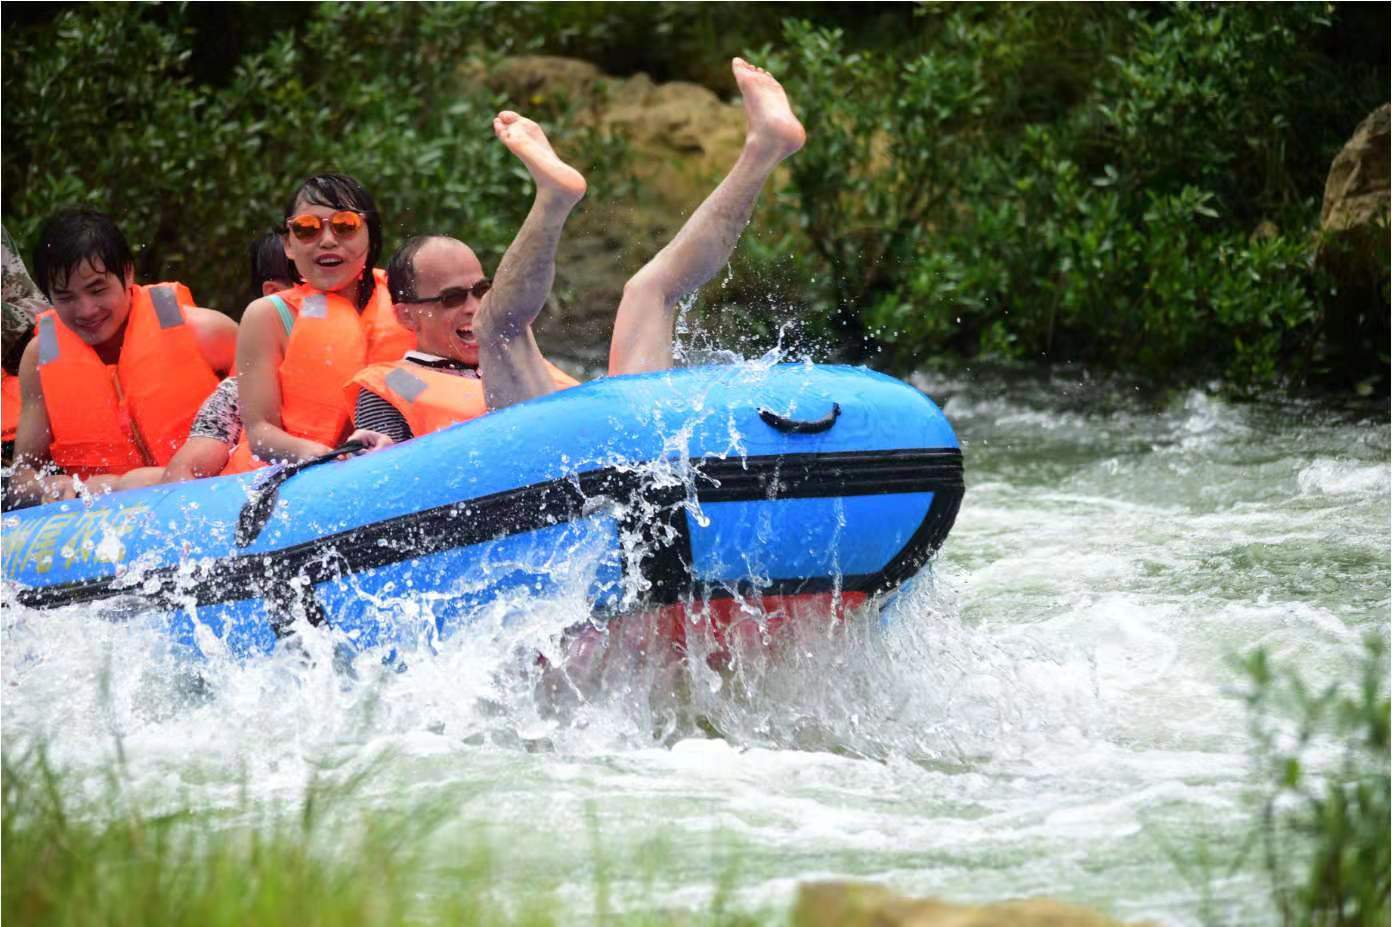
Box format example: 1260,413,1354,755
235,441,366,547
757,403,841,435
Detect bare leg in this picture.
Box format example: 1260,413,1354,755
475,111,587,411
608,58,806,376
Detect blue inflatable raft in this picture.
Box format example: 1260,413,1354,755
2,364,963,657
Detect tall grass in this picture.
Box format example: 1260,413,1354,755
1239,634,1390,927
1,742,760,927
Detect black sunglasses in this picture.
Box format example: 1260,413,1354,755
399,278,491,310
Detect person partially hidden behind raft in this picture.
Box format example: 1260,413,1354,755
153,230,297,483
350,57,805,439
224,174,414,472
7,209,238,507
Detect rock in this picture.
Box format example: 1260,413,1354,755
482,55,605,111
791,881,1159,927
1313,104,1390,393
463,56,751,367
455,56,798,369
1319,103,1389,232
601,77,743,160
2,224,46,372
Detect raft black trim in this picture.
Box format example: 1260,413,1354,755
13,449,963,612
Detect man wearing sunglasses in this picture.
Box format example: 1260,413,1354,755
349,58,804,443
6,208,237,508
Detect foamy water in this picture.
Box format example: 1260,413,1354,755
3,366,1388,923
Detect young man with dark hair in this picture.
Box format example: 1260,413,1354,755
7,208,237,507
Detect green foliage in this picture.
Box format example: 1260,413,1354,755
1239,635,1391,927
1,3,621,317
3,2,1385,389
764,3,1385,388
478,2,917,90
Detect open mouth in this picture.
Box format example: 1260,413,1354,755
456,328,477,345
315,256,344,267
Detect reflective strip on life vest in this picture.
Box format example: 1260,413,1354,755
384,366,428,403
148,284,185,329
36,315,59,365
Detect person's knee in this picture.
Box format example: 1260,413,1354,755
621,270,671,311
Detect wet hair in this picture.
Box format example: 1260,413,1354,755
248,229,294,300
282,173,382,309
385,234,447,304
31,208,134,299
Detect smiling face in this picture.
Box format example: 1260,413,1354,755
281,198,371,298
48,257,135,354
393,238,488,365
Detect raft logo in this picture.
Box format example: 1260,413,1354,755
2,504,151,578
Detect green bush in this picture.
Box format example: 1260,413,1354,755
1,3,622,318
762,3,1385,389
4,3,1385,390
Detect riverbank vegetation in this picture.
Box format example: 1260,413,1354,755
2,3,1386,393
1,744,761,926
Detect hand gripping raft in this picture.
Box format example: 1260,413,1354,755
3,364,964,657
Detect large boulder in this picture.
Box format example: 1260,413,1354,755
466,56,750,367
1314,104,1389,393
1319,103,1389,236
482,55,605,112
599,75,745,167
791,882,1158,927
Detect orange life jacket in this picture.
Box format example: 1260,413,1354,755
2,368,21,443
222,272,414,473
345,358,579,438
361,269,415,364
34,283,219,477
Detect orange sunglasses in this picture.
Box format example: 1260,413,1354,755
285,210,366,242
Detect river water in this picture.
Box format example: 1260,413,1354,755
3,364,1388,924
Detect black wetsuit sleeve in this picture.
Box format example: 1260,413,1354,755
353,389,414,443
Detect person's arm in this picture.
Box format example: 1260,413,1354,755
159,436,233,483
187,306,239,376
6,339,75,507
236,298,332,464
114,467,164,491
352,388,413,444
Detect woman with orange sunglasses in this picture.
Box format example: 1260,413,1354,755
224,174,411,472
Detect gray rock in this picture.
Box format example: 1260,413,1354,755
1313,104,1390,393
3,225,46,372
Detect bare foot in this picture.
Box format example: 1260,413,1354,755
493,111,588,204
732,57,805,161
